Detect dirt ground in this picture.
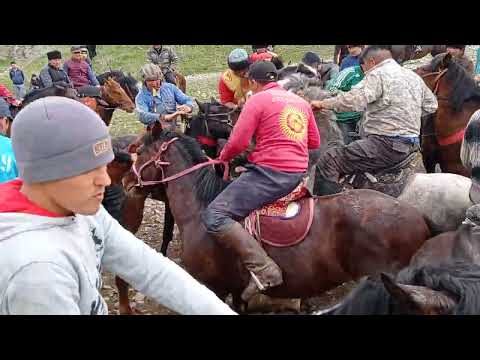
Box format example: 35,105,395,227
100,198,356,315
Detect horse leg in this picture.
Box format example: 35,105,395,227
160,202,175,256
438,143,471,177
115,276,142,315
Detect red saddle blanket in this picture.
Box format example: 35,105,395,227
244,180,315,248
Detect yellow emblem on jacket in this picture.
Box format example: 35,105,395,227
279,105,307,142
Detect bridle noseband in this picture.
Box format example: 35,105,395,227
131,137,229,188
421,68,448,98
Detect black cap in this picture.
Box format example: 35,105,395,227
302,51,321,66
248,61,278,82
47,50,62,60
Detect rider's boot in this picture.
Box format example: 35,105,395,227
212,222,283,302
314,172,343,195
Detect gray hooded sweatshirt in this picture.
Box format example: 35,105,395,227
0,192,235,315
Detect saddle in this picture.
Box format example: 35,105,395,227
340,151,425,198
244,178,315,248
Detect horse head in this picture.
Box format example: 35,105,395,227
101,77,135,113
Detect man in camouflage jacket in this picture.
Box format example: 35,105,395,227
311,45,438,194
146,45,179,85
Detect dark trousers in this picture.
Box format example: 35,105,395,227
337,120,359,145
202,164,305,233
317,134,419,182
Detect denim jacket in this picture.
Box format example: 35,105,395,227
135,82,194,126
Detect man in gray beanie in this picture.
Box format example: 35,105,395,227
0,96,235,315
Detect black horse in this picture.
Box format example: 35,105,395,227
97,70,139,102
185,99,240,158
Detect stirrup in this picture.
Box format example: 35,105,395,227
249,271,266,291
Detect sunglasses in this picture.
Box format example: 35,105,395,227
81,50,88,54
73,51,82,54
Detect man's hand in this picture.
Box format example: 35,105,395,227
176,104,192,113
310,100,326,110
162,111,187,122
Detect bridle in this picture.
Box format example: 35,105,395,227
131,137,229,188
200,104,237,137
420,68,449,99
420,68,449,139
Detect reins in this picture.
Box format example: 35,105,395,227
132,137,230,188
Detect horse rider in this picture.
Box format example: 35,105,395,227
301,51,339,83
445,45,474,74
146,45,179,86
311,45,438,194
202,61,321,302
38,50,73,89
80,45,93,69
249,45,284,69
324,64,365,144
218,48,253,110
340,45,364,71
0,98,18,183
63,45,100,90
0,96,236,315
135,63,194,132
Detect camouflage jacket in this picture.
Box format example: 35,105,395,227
322,58,438,137
146,47,179,71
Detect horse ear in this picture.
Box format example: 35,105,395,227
442,52,452,67
151,121,163,140
380,273,457,315
195,99,205,113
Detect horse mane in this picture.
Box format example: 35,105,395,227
97,70,139,98
461,109,480,169
332,261,480,315
141,131,228,205
111,135,137,164
436,55,480,112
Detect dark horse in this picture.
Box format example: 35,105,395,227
11,84,80,118
97,70,139,102
319,224,480,315
123,125,432,311
415,52,480,176
185,99,240,158
103,135,175,315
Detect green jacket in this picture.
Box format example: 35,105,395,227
325,65,364,122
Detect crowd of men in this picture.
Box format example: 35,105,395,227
0,44,478,314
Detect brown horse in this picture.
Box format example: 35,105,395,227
390,45,447,64
102,135,175,315
175,72,187,93
415,53,480,176
318,223,480,315
122,125,432,311
95,78,135,126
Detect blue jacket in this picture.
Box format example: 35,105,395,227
9,69,25,85
340,55,361,71
135,83,194,126
0,135,18,183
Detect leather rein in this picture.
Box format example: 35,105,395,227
132,137,230,188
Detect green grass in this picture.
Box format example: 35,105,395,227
0,45,334,137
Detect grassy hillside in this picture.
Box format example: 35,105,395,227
0,45,334,136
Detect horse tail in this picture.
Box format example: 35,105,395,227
461,109,480,169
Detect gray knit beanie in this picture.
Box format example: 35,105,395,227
11,96,114,183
